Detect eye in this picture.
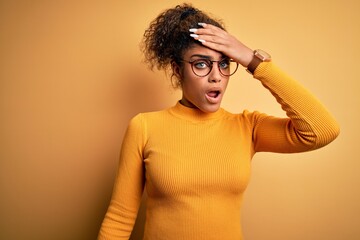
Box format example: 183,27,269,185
193,59,211,69
219,59,230,69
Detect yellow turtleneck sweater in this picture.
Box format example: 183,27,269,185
98,62,339,240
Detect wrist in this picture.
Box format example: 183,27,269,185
237,47,254,67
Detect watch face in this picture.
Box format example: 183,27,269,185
255,49,271,61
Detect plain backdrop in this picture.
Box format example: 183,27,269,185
1,0,359,239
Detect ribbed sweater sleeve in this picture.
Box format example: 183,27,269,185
98,115,146,240
251,62,340,153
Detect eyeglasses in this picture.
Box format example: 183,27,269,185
181,58,239,77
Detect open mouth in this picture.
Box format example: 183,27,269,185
207,90,220,98
205,89,222,103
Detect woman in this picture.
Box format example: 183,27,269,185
98,3,339,240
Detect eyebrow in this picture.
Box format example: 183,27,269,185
190,54,211,59
190,54,228,60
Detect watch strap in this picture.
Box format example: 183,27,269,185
246,55,262,74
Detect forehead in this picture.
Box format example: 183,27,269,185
183,44,224,60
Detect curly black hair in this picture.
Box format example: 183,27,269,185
141,3,225,87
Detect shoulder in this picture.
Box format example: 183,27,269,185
221,108,271,131
127,108,171,128
222,108,265,122
134,108,170,122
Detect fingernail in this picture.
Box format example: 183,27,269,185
198,39,206,43
198,22,206,27
189,28,198,32
190,34,199,38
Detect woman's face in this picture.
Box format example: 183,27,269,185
176,44,230,113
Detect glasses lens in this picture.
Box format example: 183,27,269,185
191,59,212,77
219,59,238,76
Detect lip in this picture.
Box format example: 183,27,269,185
205,87,222,104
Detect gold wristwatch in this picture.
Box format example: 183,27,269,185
246,49,271,74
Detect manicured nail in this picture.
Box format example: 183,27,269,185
190,34,199,38
198,39,206,43
189,28,198,32
198,22,206,27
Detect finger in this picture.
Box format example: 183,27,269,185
189,27,229,43
190,34,228,52
198,23,226,33
189,23,227,37
189,32,229,46
198,36,228,47
200,40,224,51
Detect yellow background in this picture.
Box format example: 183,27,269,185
1,0,359,239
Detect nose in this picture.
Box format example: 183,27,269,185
208,63,222,83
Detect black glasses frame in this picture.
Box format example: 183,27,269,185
181,58,239,77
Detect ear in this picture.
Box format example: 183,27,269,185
171,61,182,79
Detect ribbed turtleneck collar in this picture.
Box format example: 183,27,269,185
168,101,225,122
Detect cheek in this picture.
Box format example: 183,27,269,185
182,79,202,94
181,68,201,89
182,78,206,101
180,65,193,79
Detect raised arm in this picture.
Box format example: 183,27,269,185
250,62,339,152
190,23,339,153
